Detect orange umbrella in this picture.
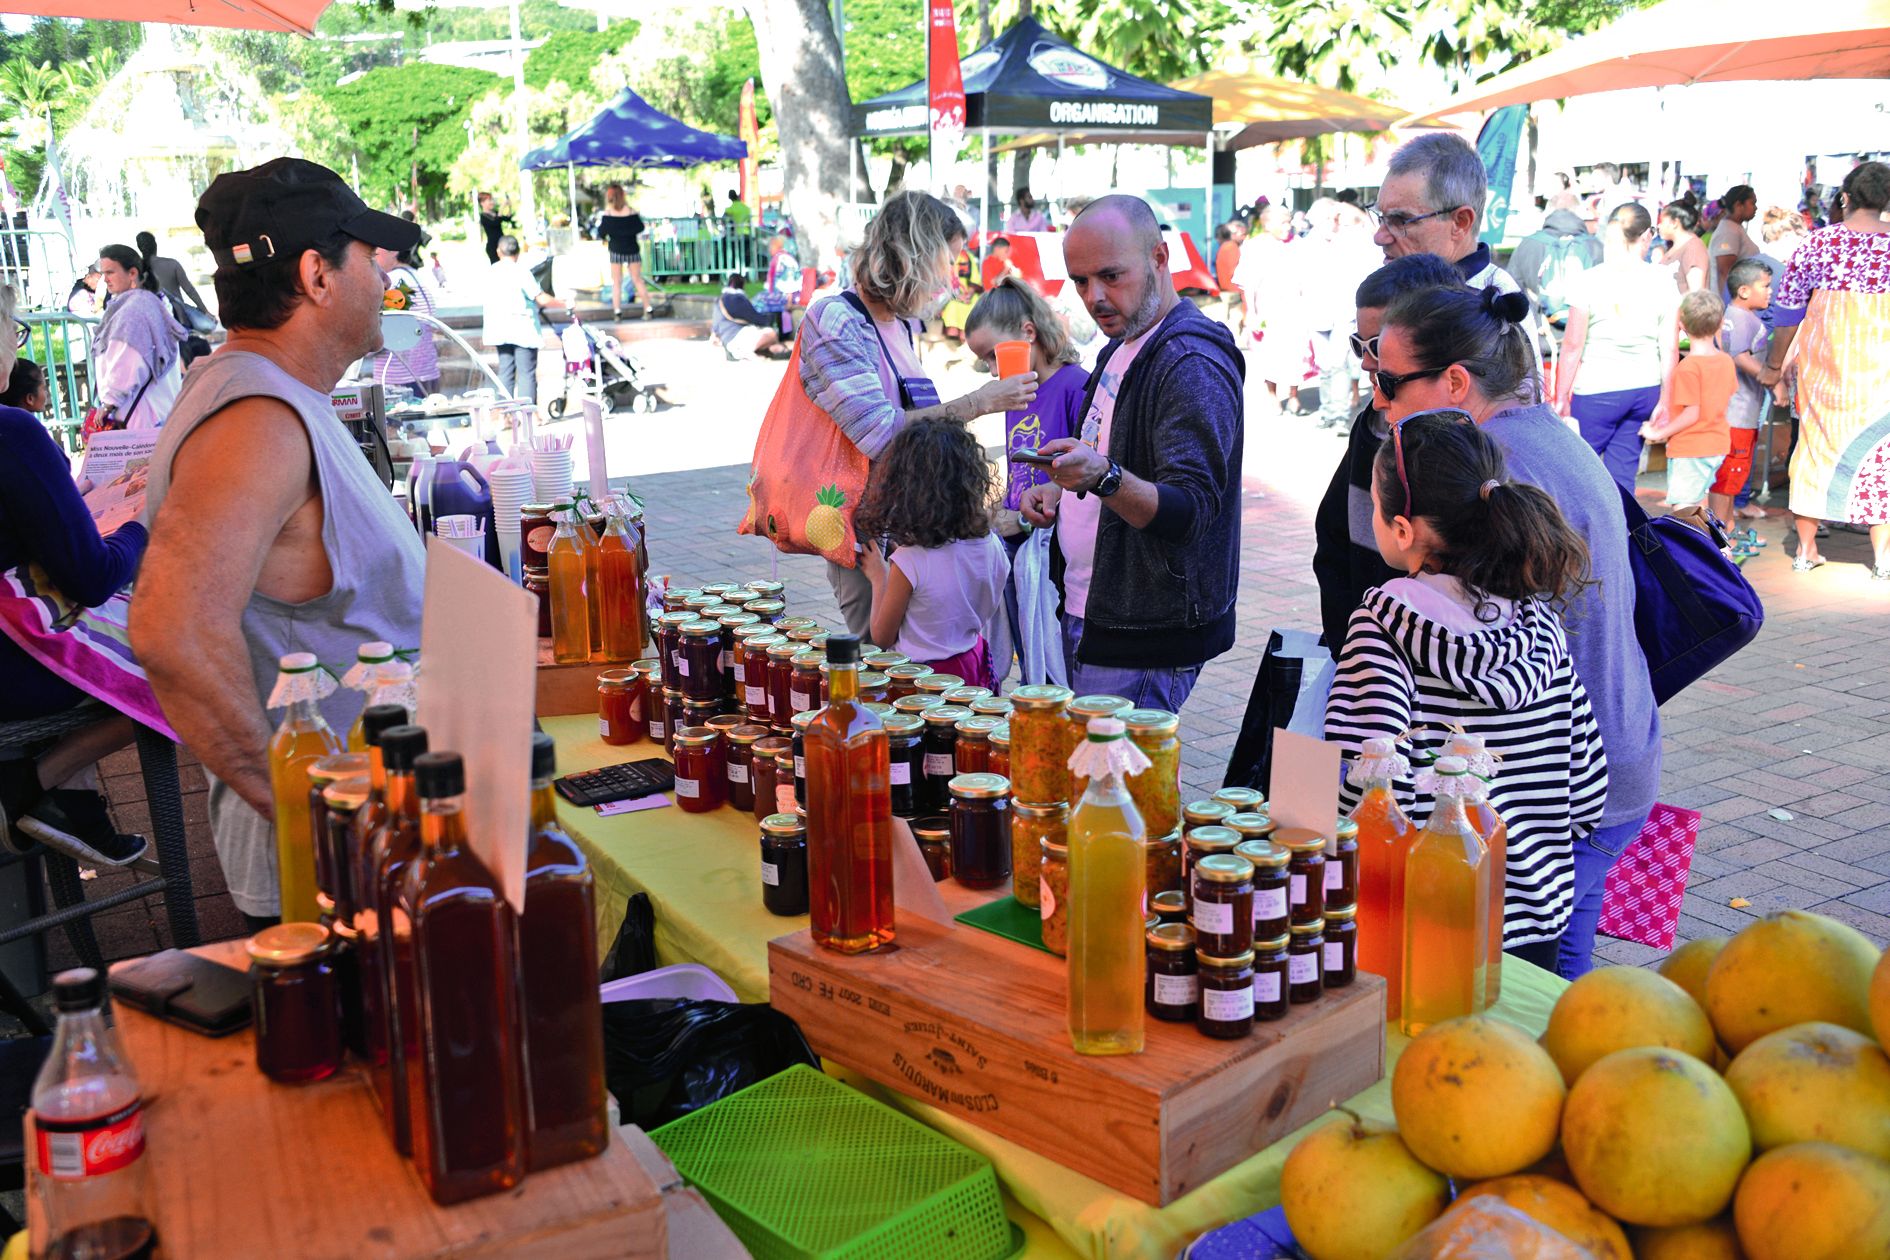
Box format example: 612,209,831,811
1170,60,1410,149
2,0,330,34
1409,0,1890,123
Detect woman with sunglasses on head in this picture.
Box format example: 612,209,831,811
1370,283,1662,980
1326,411,1608,969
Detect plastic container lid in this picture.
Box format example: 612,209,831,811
277,651,319,671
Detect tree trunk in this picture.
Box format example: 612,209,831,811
978,0,997,228
1015,0,1036,200
745,0,854,263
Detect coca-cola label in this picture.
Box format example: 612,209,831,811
36,1099,145,1180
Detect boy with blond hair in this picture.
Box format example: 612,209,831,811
1642,289,1736,511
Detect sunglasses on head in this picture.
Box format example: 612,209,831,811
1388,408,1476,517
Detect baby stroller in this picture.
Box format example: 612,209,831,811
547,309,662,418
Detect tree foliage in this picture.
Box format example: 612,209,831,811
1246,0,1554,95
316,62,498,213
525,22,639,92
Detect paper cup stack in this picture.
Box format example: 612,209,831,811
488,467,535,583
434,514,486,560
531,446,575,505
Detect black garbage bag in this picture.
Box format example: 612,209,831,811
599,892,656,983
1221,628,1334,793
603,998,819,1130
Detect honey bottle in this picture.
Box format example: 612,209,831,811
1066,716,1149,1056
266,652,342,926
595,497,644,663
804,633,894,954
1400,756,1490,1037
1444,732,1507,1007
1347,736,1414,1021
399,751,526,1204
362,723,428,1154
342,640,396,750
547,509,593,664
520,733,608,1170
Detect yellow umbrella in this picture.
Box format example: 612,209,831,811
1,0,330,33
1407,0,1890,123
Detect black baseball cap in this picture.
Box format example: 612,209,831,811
197,157,420,270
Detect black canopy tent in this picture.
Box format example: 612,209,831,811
850,16,1216,228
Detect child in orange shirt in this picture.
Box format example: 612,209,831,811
1642,289,1736,511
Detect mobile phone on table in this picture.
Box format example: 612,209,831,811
1010,447,1058,467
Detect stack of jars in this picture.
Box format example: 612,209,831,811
1148,787,1360,1042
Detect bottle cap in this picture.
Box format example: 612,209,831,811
51,967,101,1013
414,751,465,798
825,632,862,665
277,651,319,672
356,641,394,662
247,923,331,967
360,703,408,746
1434,755,1469,775
1363,736,1397,756
380,724,429,772
531,731,556,781
1085,716,1127,741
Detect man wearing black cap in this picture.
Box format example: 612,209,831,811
130,158,429,926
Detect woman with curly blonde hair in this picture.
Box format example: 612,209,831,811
798,190,1040,632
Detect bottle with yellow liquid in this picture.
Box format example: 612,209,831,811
1066,715,1148,1056
1348,736,1414,1020
1444,732,1506,1007
547,510,592,664
1400,756,1490,1037
348,659,419,751
267,652,342,924
595,498,644,663
342,641,395,750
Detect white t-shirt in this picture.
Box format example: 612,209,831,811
481,259,544,349
889,535,1010,661
1058,326,1153,618
1568,258,1680,395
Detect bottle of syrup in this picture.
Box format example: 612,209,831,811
399,751,526,1205
365,723,428,1155
1347,736,1414,1021
267,651,342,925
520,733,608,1170
595,497,644,663
1443,732,1507,1007
547,509,592,664
1066,716,1148,1056
804,633,894,954
1399,756,1490,1037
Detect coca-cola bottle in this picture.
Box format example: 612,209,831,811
30,967,158,1260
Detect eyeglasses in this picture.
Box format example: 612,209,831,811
1348,331,1380,361
1367,206,1459,234
1373,365,1446,402
13,320,27,351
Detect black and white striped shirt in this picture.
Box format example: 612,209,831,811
1325,584,1609,946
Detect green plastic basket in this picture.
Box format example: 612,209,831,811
650,1064,1020,1260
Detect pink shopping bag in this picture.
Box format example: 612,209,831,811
1597,803,1701,951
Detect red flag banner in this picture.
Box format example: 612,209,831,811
739,78,759,205
927,0,965,158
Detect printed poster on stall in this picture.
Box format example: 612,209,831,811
76,429,160,536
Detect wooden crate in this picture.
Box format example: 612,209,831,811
26,944,747,1260
768,918,1385,1206
537,641,605,718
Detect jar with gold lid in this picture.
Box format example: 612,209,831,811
919,705,972,812
1039,835,1069,956
1253,934,1290,1021
970,696,1013,719
1277,827,1329,925
745,598,786,625
1225,812,1276,846
863,649,908,672
248,922,343,1084
1213,786,1266,813
1326,819,1359,912
1007,684,1073,806
596,667,643,746
954,715,1003,775
1191,853,1256,957
723,724,770,814
1288,919,1325,1003
1145,924,1199,1022
912,815,952,881
1196,948,1255,1040
883,663,935,701
913,673,964,699
671,726,726,813
1151,889,1188,925
1322,904,1357,987
988,724,1011,781
942,686,992,708
1183,799,1235,835
947,772,1011,889
1182,825,1241,905
891,692,944,718
1066,695,1132,800
766,639,803,730
1234,839,1292,940
1121,708,1181,838
1010,800,1066,909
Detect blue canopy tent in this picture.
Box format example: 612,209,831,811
520,86,747,225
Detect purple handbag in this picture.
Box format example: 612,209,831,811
1619,485,1763,705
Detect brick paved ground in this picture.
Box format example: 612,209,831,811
34,343,1890,987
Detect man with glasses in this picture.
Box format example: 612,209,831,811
1371,133,1525,298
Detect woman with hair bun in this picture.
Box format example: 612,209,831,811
1372,282,1660,980
92,243,186,431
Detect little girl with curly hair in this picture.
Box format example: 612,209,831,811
856,419,1011,686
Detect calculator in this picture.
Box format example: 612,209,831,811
554,758,676,808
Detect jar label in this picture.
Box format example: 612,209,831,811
1039,877,1056,920
1253,886,1288,922
761,860,779,886
722,650,734,672
651,719,667,740
1289,951,1319,984
1254,970,1282,1003
36,1098,145,1180
728,763,750,784
1201,985,1254,1022
733,660,745,682
1324,942,1345,972
794,756,806,780
1191,898,1233,935
890,761,912,786
677,656,691,677
675,776,700,799
923,752,954,777
1290,873,1307,905
791,692,811,712
1324,861,1343,891
777,785,797,812
598,716,610,738
1152,972,1198,1006
746,684,766,707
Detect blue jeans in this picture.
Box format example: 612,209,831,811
497,344,538,404
1555,812,1650,980
1060,614,1202,711
1572,385,1660,492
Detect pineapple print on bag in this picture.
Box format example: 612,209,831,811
804,484,847,552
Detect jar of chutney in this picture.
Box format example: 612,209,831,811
1196,948,1256,1040
954,715,1002,775
1326,819,1359,912
1253,934,1290,1021
1145,923,1199,1022
1066,695,1132,800
947,773,1011,890
883,713,925,818
883,663,934,701
988,724,1011,781
671,726,726,813
913,815,952,882
970,696,1013,720
750,735,791,822
1191,854,1255,956
1234,840,1292,940
1122,708,1181,838
920,705,972,812
1323,903,1357,988
1007,684,1072,806
1039,834,1069,956
1278,828,1329,925
1010,800,1066,909
759,813,809,916
1145,829,1183,898
1288,919,1325,1003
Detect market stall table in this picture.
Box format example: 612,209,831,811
541,715,1568,1260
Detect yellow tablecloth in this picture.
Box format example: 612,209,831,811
544,716,1568,1260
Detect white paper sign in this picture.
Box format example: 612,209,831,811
1269,728,1342,841
77,430,160,534
582,396,610,502
416,537,538,913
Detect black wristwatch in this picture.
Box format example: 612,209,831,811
1092,459,1124,498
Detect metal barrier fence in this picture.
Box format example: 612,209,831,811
0,226,83,315
19,309,98,451
641,218,767,282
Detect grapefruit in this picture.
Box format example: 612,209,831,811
1723,1021,1890,1159
1541,965,1716,1084
1657,936,1727,1010
1704,910,1879,1052
1391,1015,1565,1180
1633,1218,1745,1260
1872,948,1890,1048
1733,1142,1890,1260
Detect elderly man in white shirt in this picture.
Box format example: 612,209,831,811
481,234,562,404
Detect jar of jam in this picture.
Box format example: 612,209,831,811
1288,919,1325,1003
1182,825,1241,905
892,693,944,718
307,754,367,904
913,816,952,881
1146,924,1199,1022
645,682,671,746
746,598,786,625
740,634,784,722
883,713,925,818
1066,694,1132,800
856,671,890,705
772,746,798,817
1191,854,1256,956
1234,840,1292,940
732,620,774,679
777,615,819,637
1326,819,1359,912
863,649,908,672
661,587,698,614
1225,811,1277,847
1007,684,1072,806
942,686,992,708
947,773,1011,889
319,778,368,918
519,503,557,567
970,695,1013,719
664,689,687,754
789,650,824,717
1253,934,1290,1021
1279,828,1329,925
1183,799,1235,835
327,915,369,1059
597,668,643,745
1145,829,1183,898
954,715,1002,774
656,610,696,692
750,736,792,822
919,705,972,812
988,725,1011,780
1322,903,1358,988
724,724,769,813
1147,889,1186,925
883,663,934,701
766,639,803,731
1039,835,1069,956
677,619,725,702
789,710,817,807
671,726,726,813
913,672,964,700
683,592,721,617
759,813,810,916
716,610,759,675
1214,786,1266,814
248,922,343,1084
705,712,746,739
744,578,785,602
1121,709,1181,838
1010,800,1066,909
1196,948,1256,1039
632,654,662,702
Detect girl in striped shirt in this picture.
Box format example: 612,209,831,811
1325,410,1609,967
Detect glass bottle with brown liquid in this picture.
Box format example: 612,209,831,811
1348,737,1415,1021
547,510,592,664
398,752,526,1205
596,497,644,663
804,633,894,954
520,733,608,1170
360,723,428,1155
1444,732,1507,1007
1400,756,1490,1037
